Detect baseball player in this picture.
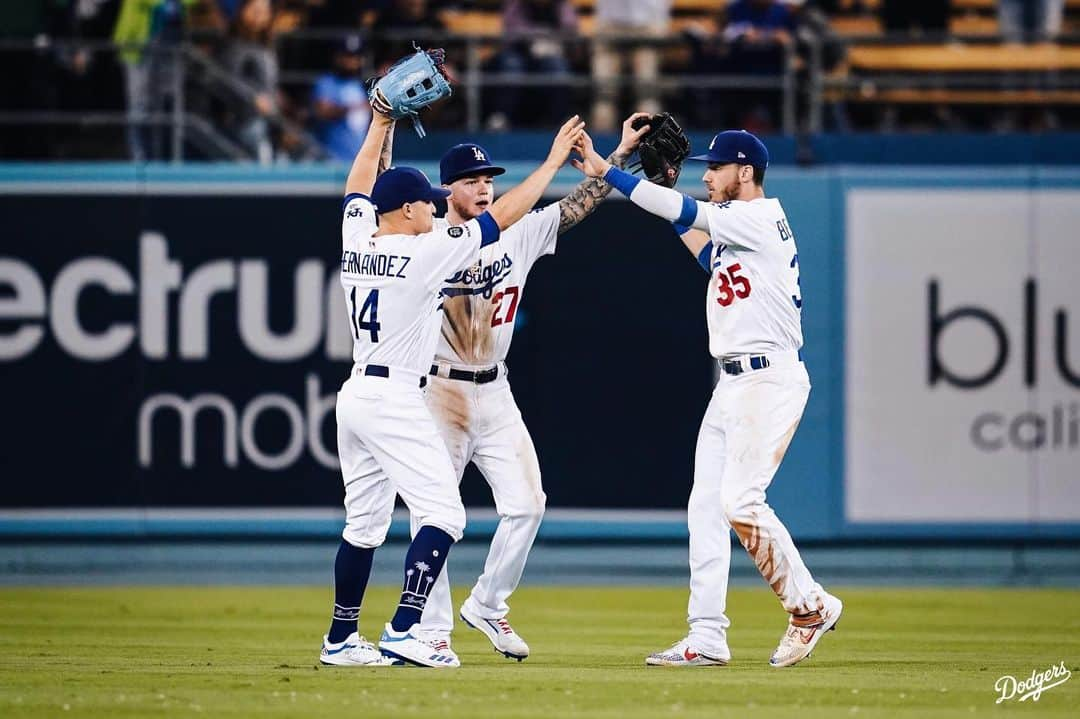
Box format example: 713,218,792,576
409,113,652,661
320,108,586,668
571,128,842,668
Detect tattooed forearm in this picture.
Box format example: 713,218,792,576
376,121,395,177
557,150,628,234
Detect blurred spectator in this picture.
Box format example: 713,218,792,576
370,0,447,70
113,0,197,161
999,0,1064,40
685,0,796,132
311,34,372,163
485,0,578,130
591,0,670,131
221,0,279,164
880,0,947,35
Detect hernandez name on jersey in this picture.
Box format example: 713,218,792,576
340,194,492,375
434,204,559,366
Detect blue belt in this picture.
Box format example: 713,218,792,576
364,364,427,389
720,349,803,376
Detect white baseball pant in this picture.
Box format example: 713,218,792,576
686,357,827,655
412,372,546,635
337,369,467,549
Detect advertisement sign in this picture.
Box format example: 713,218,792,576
845,189,1080,523
0,193,710,510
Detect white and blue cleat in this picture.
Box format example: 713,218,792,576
459,604,530,661
378,623,460,668
320,632,398,666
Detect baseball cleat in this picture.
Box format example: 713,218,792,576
320,632,396,666
378,623,460,668
769,593,843,668
645,638,729,667
459,605,530,661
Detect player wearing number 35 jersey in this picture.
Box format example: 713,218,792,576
319,111,586,669
572,128,842,669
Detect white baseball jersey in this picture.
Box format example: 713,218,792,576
341,193,495,375
432,203,560,366
702,197,804,358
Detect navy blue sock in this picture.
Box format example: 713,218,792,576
327,539,374,643
390,526,454,632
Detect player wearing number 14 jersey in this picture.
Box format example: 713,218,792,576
320,112,586,669
572,128,842,668
409,114,652,661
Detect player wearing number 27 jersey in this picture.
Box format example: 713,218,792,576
572,128,842,669
412,114,653,661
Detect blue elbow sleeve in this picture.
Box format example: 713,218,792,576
697,243,712,273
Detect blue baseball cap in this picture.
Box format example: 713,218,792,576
371,167,451,214
439,143,506,185
688,130,769,170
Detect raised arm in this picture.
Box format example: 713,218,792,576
557,112,651,234
572,131,711,233
376,119,396,177
344,113,394,197
488,115,585,231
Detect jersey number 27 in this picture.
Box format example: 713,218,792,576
349,287,381,342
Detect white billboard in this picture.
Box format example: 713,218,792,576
845,189,1080,523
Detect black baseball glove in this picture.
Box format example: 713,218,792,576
628,112,691,188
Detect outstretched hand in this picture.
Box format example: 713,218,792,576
546,115,587,168
571,132,611,178
616,112,652,157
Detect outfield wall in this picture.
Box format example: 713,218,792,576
0,163,1077,541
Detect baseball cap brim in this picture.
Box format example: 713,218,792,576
687,153,716,162
423,187,453,201
444,165,506,185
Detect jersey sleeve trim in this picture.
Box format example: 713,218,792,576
675,194,698,227
476,211,500,247
343,192,373,211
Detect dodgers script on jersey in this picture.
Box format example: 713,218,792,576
433,203,560,366
703,197,804,358
341,194,486,374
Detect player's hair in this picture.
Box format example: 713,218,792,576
751,165,766,186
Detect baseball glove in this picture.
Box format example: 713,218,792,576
628,112,691,188
369,46,452,138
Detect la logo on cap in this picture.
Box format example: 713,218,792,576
709,136,716,150
472,147,486,162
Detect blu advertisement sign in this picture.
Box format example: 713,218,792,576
845,189,1080,523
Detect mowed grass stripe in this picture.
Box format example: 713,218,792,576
0,587,1077,718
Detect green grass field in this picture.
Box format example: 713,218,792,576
1,586,1077,718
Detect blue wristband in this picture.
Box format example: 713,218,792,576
603,166,640,197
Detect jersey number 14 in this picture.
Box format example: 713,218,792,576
349,287,381,342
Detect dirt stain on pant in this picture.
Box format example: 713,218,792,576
427,379,470,435
731,517,819,619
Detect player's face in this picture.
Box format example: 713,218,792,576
403,200,436,233
703,163,741,202
447,174,496,220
